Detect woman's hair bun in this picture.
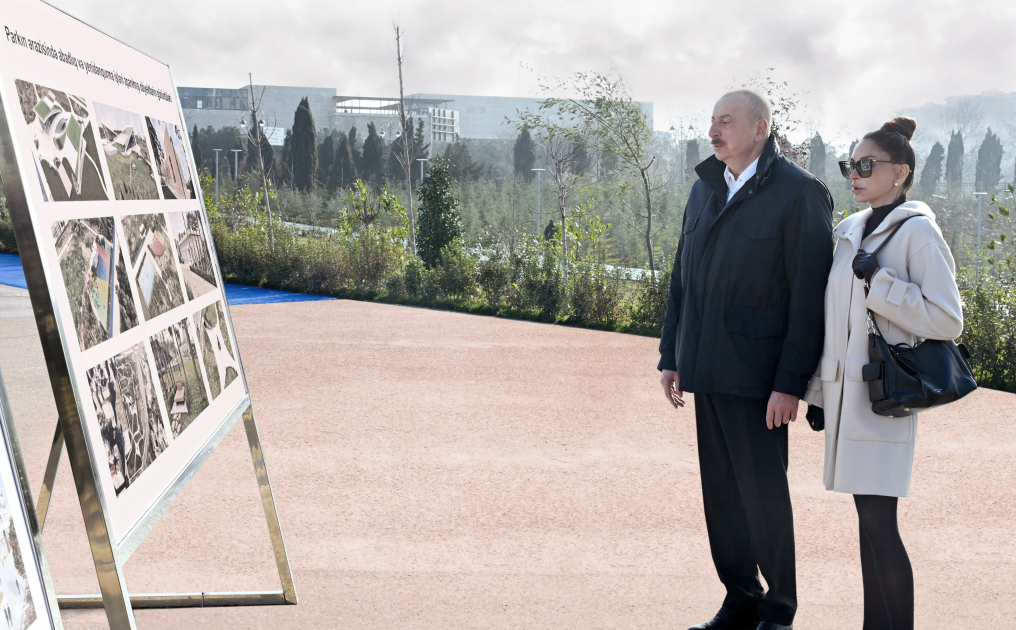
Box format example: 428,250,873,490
881,116,917,141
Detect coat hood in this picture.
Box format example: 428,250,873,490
833,200,938,252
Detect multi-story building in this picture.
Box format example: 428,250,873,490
179,85,654,147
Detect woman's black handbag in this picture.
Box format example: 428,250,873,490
860,216,977,417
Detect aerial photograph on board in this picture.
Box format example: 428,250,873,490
121,213,185,321
86,342,169,496
200,301,239,400
93,102,160,201
167,211,217,299
150,315,210,437
145,116,195,200
0,486,37,630
14,80,109,202
51,218,140,351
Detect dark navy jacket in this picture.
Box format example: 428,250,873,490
658,136,833,399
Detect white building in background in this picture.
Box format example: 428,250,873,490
179,85,654,147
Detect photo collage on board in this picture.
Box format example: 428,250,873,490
11,76,235,497
0,484,38,630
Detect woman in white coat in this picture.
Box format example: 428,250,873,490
804,116,963,630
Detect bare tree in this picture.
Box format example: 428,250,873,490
542,72,667,274
740,67,812,168
511,106,591,265
393,23,417,256
240,73,276,250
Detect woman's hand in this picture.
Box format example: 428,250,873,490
852,249,881,285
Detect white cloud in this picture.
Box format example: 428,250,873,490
52,0,1016,148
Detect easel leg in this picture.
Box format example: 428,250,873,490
243,406,298,604
37,421,63,532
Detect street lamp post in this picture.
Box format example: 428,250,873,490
231,149,241,181
212,148,222,203
974,191,988,285
531,168,545,237
416,158,428,185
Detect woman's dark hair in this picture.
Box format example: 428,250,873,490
863,116,917,192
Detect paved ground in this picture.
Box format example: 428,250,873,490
0,283,1014,629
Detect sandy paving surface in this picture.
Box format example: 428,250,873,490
0,284,1014,629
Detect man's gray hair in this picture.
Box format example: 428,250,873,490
723,88,772,132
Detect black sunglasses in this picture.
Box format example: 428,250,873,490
838,158,899,179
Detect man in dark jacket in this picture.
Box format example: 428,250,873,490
659,90,833,630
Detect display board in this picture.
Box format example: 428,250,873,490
0,369,62,629
0,0,250,553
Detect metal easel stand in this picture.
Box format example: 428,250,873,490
36,407,298,610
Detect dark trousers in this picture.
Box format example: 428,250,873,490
694,392,797,625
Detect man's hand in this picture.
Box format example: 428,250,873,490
766,391,799,429
660,369,685,409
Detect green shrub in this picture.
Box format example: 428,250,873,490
569,261,624,327
417,159,462,267
958,275,1016,393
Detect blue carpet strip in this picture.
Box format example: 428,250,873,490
0,253,335,306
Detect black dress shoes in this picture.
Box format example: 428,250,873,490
687,605,760,630
755,623,793,630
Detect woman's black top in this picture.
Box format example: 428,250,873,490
863,195,907,240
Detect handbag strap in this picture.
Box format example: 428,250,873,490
865,214,917,337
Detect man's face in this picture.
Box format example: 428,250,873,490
709,95,764,165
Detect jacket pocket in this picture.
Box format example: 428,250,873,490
840,355,915,443
683,213,699,234
819,356,840,382
726,309,787,338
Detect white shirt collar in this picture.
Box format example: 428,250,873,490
723,156,760,202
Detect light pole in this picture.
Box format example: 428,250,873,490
974,191,988,285
231,149,241,182
416,158,428,186
212,148,222,203
531,168,545,237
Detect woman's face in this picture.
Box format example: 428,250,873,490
849,138,909,206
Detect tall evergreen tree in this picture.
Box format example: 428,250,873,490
245,125,275,181
361,122,385,188
332,132,357,191
919,142,945,194
686,139,700,179
809,132,826,180
190,124,203,172
412,119,430,187
946,130,964,186
348,125,362,172
318,133,334,188
443,142,483,182
290,97,317,192
387,127,407,183
975,128,1003,192
279,129,293,186
514,128,536,182
416,158,461,267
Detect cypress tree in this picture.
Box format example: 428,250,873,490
332,132,356,191
919,142,945,194
318,133,334,188
361,122,385,188
245,125,275,180
279,129,293,186
190,124,203,172
416,158,461,267
514,128,536,182
809,132,826,180
412,119,430,187
686,139,700,179
387,130,406,183
443,142,482,182
975,128,1003,192
348,126,362,172
946,131,964,186
291,97,317,192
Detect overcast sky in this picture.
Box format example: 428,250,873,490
51,0,1016,148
